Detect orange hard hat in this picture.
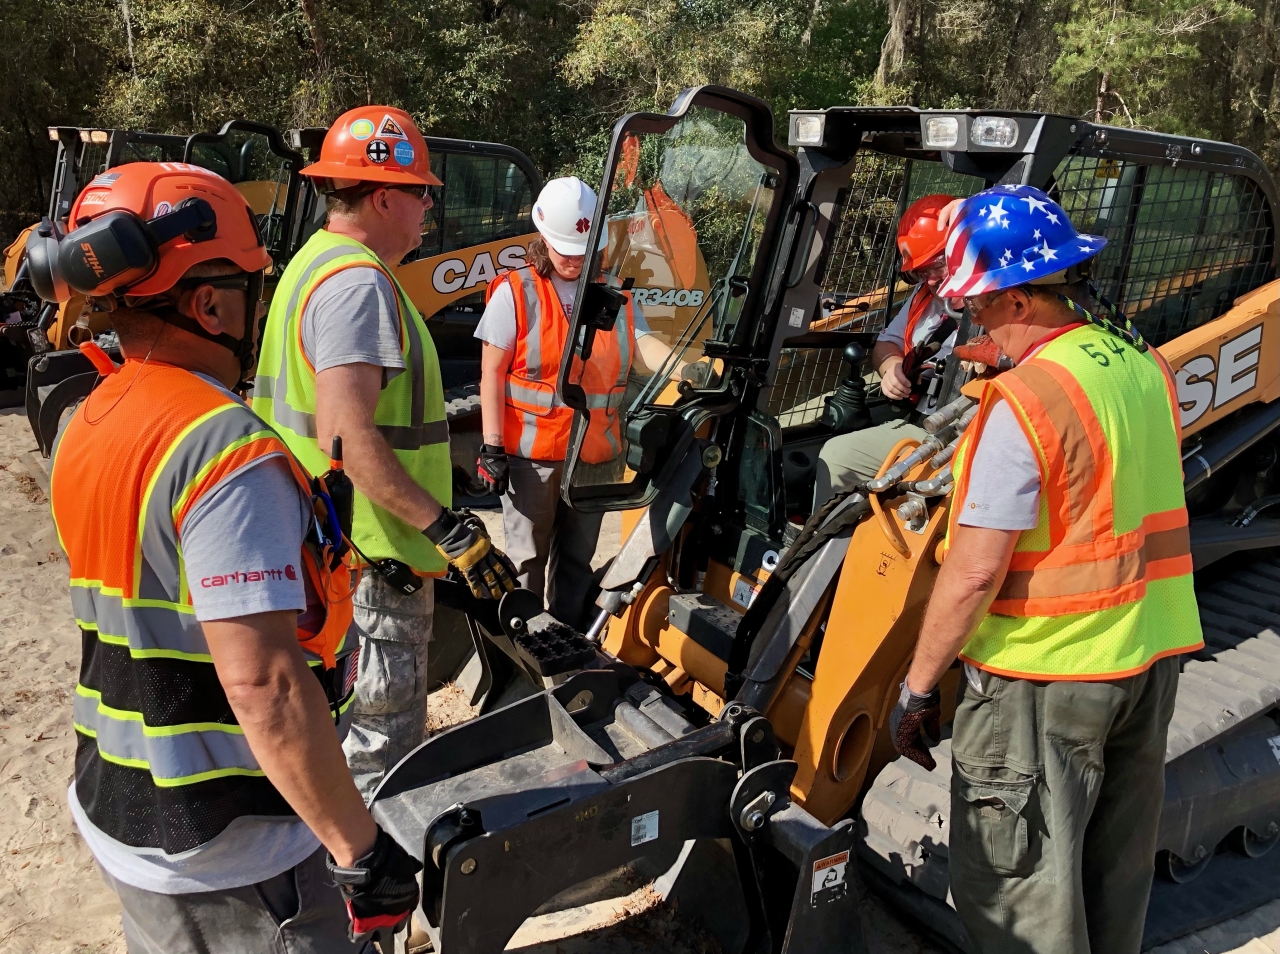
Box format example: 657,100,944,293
300,106,442,188
897,194,956,273
28,162,270,302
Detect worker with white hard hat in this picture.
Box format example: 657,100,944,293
474,176,673,628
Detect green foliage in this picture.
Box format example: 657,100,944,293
3,0,1280,250
1052,0,1252,130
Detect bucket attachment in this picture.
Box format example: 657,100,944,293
370,664,867,953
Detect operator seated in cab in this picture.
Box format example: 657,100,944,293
815,194,961,504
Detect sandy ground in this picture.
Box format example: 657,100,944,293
0,403,1277,954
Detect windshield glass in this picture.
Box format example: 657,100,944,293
565,105,779,491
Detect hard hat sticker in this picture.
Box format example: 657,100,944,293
349,118,375,141
379,115,407,139
366,139,391,164
394,141,415,166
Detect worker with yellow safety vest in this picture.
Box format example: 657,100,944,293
890,185,1202,954
252,105,516,800
31,162,421,950
474,177,676,628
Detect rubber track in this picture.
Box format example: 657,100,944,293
445,383,482,423
859,551,1280,903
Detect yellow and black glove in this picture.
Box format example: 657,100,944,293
422,508,518,600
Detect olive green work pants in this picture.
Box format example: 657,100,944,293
949,655,1180,954
814,419,928,507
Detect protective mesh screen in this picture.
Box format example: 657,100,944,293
768,156,982,428
1054,156,1275,345
410,152,536,262
766,148,1276,430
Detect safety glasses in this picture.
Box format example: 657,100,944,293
966,289,1009,319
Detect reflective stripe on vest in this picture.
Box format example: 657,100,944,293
51,361,355,852
949,324,1203,680
490,268,635,462
252,229,451,573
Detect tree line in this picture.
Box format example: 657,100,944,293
2,0,1277,248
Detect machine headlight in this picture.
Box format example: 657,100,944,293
922,116,961,149
791,114,825,146
971,116,1020,148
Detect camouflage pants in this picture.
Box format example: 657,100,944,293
341,572,433,801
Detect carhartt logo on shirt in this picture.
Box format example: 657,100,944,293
201,565,296,587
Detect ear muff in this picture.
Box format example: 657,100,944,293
25,218,72,303
25,199,220,303
57,210,158,297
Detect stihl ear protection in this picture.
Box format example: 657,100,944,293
26,198,217,303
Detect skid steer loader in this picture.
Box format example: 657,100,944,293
370,86,1280,952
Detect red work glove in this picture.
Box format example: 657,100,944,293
889,680,942,771
952,334,1014,373
327,825,422,942
476,444,509,495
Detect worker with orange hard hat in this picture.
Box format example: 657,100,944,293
813,193,963,504
252,105,516,801
31,161,421,950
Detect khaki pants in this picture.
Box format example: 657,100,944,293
501,456,603,630
814,419,928,506
342,572,433,801
949,656,1180,954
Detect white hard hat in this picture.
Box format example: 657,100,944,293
532,176,606,256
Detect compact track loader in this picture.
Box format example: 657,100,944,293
372,87,1280,952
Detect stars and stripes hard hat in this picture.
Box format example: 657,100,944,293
938,184,1106,297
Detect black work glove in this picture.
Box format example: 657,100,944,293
327,825,423,942
423,508,518,600
889,680,942,772
476,444,510,495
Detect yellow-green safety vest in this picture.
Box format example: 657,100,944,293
252,229,451,574
948,323,1202,680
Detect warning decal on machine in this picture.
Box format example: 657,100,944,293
631,810,659,847
810,850,850,903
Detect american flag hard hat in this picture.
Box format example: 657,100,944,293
938,184,1106,297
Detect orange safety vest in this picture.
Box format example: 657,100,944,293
901,285,934,360
948,323,1202,679
51,358,354,853
487,266,637,463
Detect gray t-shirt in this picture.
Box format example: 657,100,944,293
301,266,405,383
69,377,323,893
958,399,1042,531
